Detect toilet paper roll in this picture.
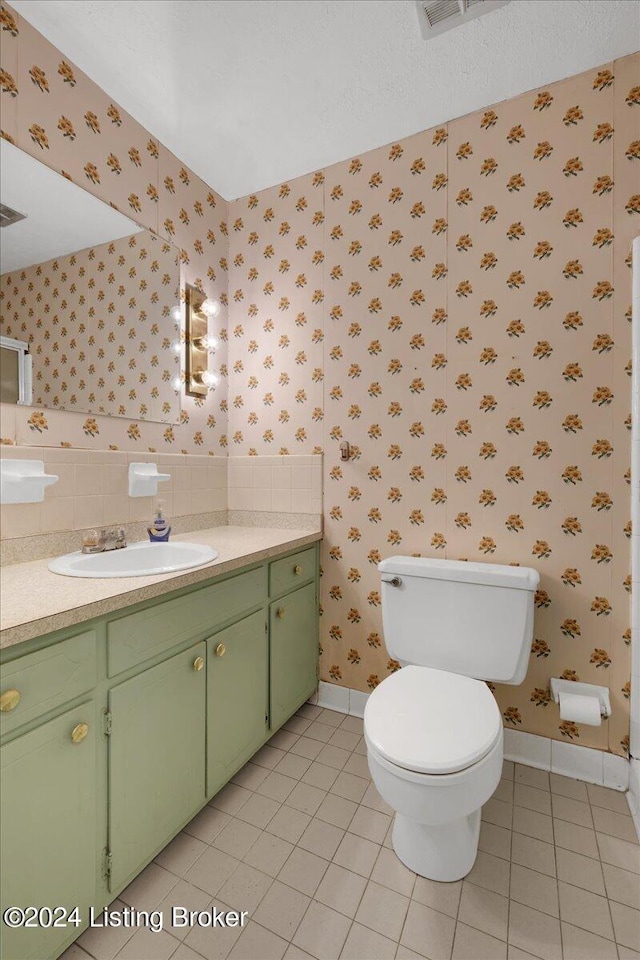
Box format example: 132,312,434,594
558,691,602,726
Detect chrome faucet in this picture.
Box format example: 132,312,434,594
81,527,127,554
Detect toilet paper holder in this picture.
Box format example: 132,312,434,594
550,678,611,719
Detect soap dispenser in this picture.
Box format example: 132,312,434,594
148,499,171,542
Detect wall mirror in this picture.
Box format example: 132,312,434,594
0,139,181,424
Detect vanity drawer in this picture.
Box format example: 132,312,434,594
0,630,97,736
269,546,316,597
107,565,267,676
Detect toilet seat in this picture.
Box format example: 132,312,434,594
364,665,502,775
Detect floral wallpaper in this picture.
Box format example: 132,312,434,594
1,229,181,422
0,2,228,454
226,56,639,758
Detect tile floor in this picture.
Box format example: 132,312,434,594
62,705,640,960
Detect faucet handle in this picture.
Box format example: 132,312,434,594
115,527,127,549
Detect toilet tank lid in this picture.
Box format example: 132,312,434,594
379,556,539,592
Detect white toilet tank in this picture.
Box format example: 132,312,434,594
379,556,539,685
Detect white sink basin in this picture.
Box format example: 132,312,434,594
48,540,218,578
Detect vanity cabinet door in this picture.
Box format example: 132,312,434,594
0,703,96,960
270,582,318,731
207,611,268,798
108,643,206,891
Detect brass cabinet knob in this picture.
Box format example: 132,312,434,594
276,607,285,619
215,643,226,658
294,565,302,576
0,689,21,713
193,656,205,672
71,722,89,744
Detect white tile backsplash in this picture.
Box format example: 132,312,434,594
226,455,322,516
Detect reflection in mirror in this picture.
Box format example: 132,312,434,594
0,139,182,424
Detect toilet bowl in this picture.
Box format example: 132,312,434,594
364,664,504,881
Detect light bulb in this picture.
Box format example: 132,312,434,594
172,376,181,390
171,341,182,354
201,298,220,318
170,304,181,324
199,335,218,350
201,370,218,387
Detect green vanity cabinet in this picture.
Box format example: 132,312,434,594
270,581,318,730
107,642,207,891
0,702,96,960
206,610,268,797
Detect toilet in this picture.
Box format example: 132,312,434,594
364,556,539,882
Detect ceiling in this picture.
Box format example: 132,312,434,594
11,0,640,200
1,139,142,274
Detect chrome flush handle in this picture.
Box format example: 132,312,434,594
381,575,402,587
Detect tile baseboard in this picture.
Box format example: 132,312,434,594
311,681,631,794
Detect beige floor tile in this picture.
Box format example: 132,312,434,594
209,783,252,815
458,882,508,940
155,832,207,877
587,784,631,814
270,729,301,752
348,806,392,844
329,728,361,751
557,880,615,941
395,948,425,959
493,778,515,804
228,922,288,960
290,737,324,761
333,832,380,878
478,822,512,861
339,921,396,959
548,774,588,802
78,899,136,960
316,744,352,770
120,864,179,912
509,864,558,918
266,806,311,844
602,862,640,907
330,770,369,803
292,901,351,960
316,862,368,918
58,946,92,960
512,806,553,844
550,795,593,829
235,793,281,830
507,947,542,959
342,754,371,779
354,880,409,940
156,879,211,940
278,847,329,896
399,900,456,959
253,879,310,939
510,833,556,877
284,945,316,960
318,709,345,727
482,797,514,830
315,793,358,829
274,753,313,781
466,851,510,896
597,833,640,874
298,817,345,859
185,848,240,898
231,761,270,791
184,914,244,960
553,820,599,859
412,875,462,919
213,818,261,859
555,847,605,895
250,744,287,770
591,806,638,843
115,928,178,960
618,948,640,960
184,807,231,845
610,901,640,952
301,761,340,791
514,766,550,792
502,761,515,781
370,846,416,897
360,782,394,816
304,721,336,743
257,771,298,803
217,863,272,913
452,921,507,959
243,832,293,878
508,902,562,960
561,922,619,960
514,784,552,817
283,716,312,735
340,715,364,735
296,703,322,721
171,945,204,960
285,781,326,816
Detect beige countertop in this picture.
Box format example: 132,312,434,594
0,525,322,651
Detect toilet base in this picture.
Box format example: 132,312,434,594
392,808,481,882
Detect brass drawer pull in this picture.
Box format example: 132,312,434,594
193,656,205,672
294,564,302,576
215,643,226,658
276,607,285,619
0,689,21,713
71,722,89,744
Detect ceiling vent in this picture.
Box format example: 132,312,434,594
0,203,26,228
416,0,511,39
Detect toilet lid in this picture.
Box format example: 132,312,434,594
364,665,502,775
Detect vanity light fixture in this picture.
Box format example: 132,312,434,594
169,304,182,324
184,284,219,398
